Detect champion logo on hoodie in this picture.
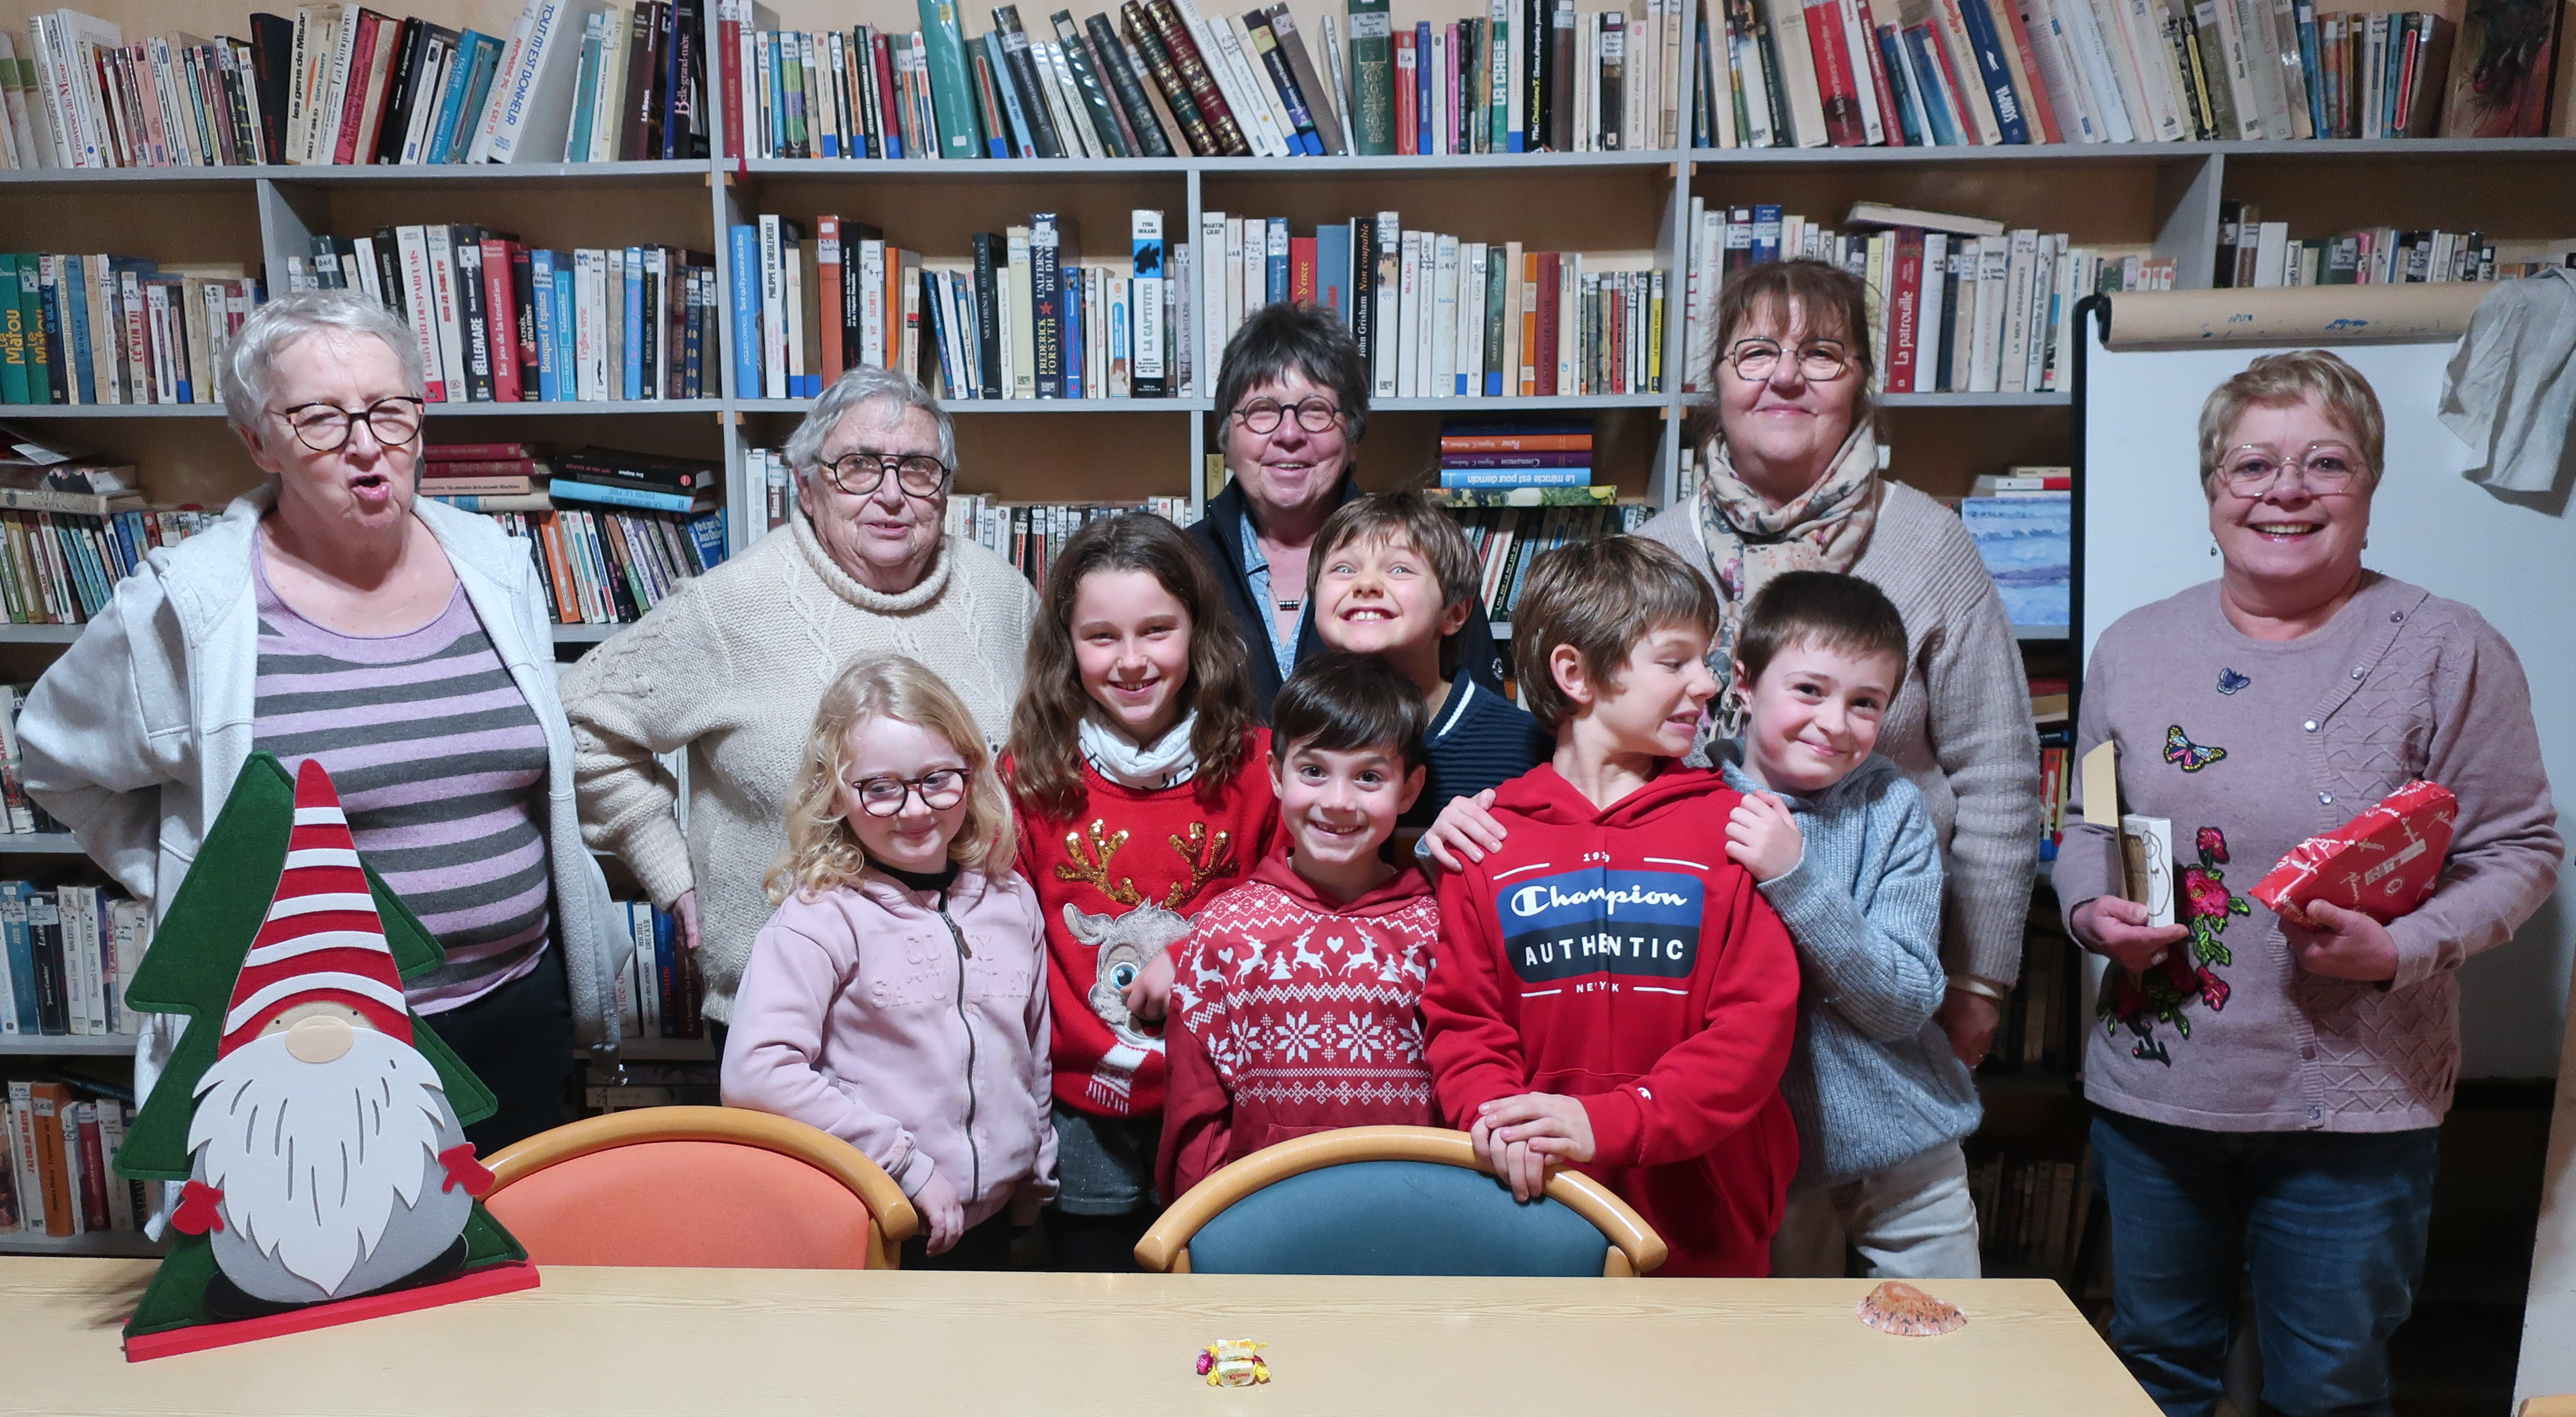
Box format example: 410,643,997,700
1495,865,1704,990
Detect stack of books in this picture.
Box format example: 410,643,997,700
0,254,261,407
0,488,219,627
519,445,726,626
0,880,153,1040
0,0,708,171
1678,203,2134,398
2215,206,2576,287
298,227,715,403
615,897,704,1039
1688,0,2562,149
415,441,553,512
1205,212,1666,400
3,1083,148,1241
722,0,1690,162
1437,418,1595,493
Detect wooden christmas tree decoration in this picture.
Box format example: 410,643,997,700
114,754,539,1361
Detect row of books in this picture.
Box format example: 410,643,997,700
0,255,262,407
2215,208,2576,287
1211,213,1669,400
1382,0,1695,154
0,682,68,836
1689,0,2560,151
295,225,716,403
0,882,152,1039
1679,204,2157,397
0,504,221,625
1968,1144,2095,1281
1438,417,1595,489
1456,499,1652,621
488,504,726,625
614,898,705,1039
0,0,706,170
2,1082,146,1239
939,491,1196,584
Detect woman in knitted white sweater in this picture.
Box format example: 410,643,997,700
1635,259,2042,1075
561,367,1038,1040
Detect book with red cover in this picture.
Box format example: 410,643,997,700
1395,28,1419,154
1534,251,1561,396
427,443,540,460
1993,0,2062,141
1887,227,1924,391
1290,237,1317,304
480,239,522,404
1802,0,1868,144
817,216,846,379
2251,780,2458,927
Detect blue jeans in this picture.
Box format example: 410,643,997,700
2090,1109,2439,1417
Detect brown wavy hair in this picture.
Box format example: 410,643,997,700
766,655,1017,904
1008,512,1257,818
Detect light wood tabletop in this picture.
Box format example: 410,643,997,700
1,1258,2158,1416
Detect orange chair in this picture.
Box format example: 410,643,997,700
481,1106,919,1269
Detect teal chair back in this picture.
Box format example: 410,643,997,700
1134,1127,1667,1277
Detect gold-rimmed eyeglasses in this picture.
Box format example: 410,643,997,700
2213,442,2369,496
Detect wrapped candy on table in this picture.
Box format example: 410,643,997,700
2252,780,2458,928
1197,1339,1270,1387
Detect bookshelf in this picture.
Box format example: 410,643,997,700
6,0,2570,1264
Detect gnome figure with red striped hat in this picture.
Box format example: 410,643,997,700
168,760,495,1314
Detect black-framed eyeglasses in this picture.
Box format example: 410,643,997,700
273,398,426,452
2213,442,2368,496
848,768,969,817
817,450,952,499
1722,339,1854,383
1231,397,1344,435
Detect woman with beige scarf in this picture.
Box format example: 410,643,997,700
1635,258,2041,1076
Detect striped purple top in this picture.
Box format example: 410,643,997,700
251,552,554,1014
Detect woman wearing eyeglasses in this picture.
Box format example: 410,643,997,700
16,289,625,1155
1638,258,2042,1083
1186,301,1505,717
560,363,1037,1056
2057,351,2557,1416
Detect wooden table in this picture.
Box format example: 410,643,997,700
0,1259,2157,1416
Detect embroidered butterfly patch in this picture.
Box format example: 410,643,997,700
2164,725,2227,773
2216,668,2252,695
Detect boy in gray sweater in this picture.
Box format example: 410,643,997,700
1718,572,1982,1279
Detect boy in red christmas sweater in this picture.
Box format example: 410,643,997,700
1420,536,1802,1277
1159,653,1442,1199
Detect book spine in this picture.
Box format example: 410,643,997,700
1121,3,1217,154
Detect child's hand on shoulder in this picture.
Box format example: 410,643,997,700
1470,1093,1596,1203
1123,947,1178,1023
1725,791,1802,883
915,1171,965,1256
1423,789,1509,872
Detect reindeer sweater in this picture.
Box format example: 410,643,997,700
1016,732,1281,1119
1159,854,1442,1199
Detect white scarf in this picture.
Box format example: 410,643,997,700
1079,711,1200,790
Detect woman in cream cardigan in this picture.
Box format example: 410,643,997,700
559,364,1039,1047
18,289,624,1155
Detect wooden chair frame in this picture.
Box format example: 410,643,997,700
1134,1125,1669,1277
483,1106,921,1270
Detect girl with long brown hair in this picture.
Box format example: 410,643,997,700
1006,512,1278,1270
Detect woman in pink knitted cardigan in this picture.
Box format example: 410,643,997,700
2060,350,2560,1417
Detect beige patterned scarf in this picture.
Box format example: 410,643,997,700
1693,422,1883,742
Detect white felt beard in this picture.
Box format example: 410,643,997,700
187,1028,455,1295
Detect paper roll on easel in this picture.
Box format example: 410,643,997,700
2104,284,2490,351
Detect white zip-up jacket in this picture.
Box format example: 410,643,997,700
16,484,625,1125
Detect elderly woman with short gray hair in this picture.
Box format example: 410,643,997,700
17,288,625,1156
560,364,1038,1044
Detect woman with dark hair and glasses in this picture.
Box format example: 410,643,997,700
561,363,1037,1055
1186,301,1504,716
18,289,626,1158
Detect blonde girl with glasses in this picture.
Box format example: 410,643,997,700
723,654,1056,1270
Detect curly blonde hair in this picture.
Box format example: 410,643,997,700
766,655,1017,904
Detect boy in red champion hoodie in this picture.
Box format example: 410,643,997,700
1420,535,1802,1277
1159,653,1443,1200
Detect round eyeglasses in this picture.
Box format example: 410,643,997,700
1231,397,1344,435
2213,442,2368,497
849,768,969,817
1720,339,1855,383
817,451,952,500
274,398,426,453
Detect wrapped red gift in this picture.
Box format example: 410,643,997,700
2252,780,2458,928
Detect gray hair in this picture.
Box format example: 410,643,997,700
223,289,425,445
784,364,958,479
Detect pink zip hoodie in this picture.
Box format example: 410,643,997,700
722,869,1057,1229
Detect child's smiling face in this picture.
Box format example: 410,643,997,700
1072,568,1194,746
1270,738,1423,897
836,715,972,873
1734,638,1901,794
1311,531,1469,678
1577,623,1720,759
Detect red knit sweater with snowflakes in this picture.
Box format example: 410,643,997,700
1158,853,1441,1199
1014,731,1281,1119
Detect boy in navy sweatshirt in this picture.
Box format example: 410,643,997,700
1420,536,1801,1277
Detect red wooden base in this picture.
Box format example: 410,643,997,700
123,1261,542,1361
